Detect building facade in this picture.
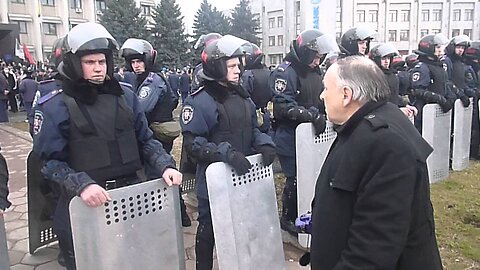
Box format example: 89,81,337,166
0,0,158,62
249,0,480,66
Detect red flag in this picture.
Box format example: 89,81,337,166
23,43,35,64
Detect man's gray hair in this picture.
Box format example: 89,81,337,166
335,56,391,103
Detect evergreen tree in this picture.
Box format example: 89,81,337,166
192,0,230,42
150,0,190,68
99,0,150,46
230,0,261,45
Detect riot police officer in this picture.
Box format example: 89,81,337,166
465,41,480,159
369,43,417,118
269,29,339,235
181,35,276,270
120,38,190,227
444,35,474,107
191,33,223,92
119,38,179,153
409,33,457,132
339,25,377,57
241,43,273,133
32,22,182,270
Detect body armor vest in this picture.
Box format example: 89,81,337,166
251,68,272,109
451,60,467,89
425,62,448,96
384,71,400,104
296,69,324,109
145,73,178,124
206,88,253,156
63,94,142,182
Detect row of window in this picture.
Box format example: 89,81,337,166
268,35,284,47
387,28,472,42
13,21,58,35
10,0,107,10
268,16,283,29
356,8,475,23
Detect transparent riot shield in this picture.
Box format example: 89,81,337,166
27,151,57,254
296,122,336,248
206,154,285,270
69,179,185,270
422,104,451,183
0,216,10,270
452,98,473,171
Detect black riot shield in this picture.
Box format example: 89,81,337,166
27,151,58,254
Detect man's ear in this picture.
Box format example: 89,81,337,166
342,86,354,106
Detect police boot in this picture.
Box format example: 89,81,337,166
195,222,215,270
57,235,76,270
179,189,191,227
280,177,299,236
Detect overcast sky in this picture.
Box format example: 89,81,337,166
177,0,240,34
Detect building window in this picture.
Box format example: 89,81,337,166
368,10,378,22
70,0,82,9
421,10,429,21
277,35,284,46
463,29,472,38
96,0,106,11
268,18,275,29
389,10,397,22
11,0,25,3
277,16,283,28
269,54,278,66
388,30,397,41
268,36,275,46
431,29,441,34
451,29,460,37
41,0,55,6
400,10,410,21
400,30,409,41
15,21,28,34
453,9,461,21
464,9,473,21
42,22,57,35
420,29,429,38
141,5,151,16
356,10,365,22
432,9,441,21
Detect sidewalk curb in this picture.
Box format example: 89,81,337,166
0,124,32,143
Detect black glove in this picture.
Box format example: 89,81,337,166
312,113,326,136
286,107,313,122
226,151,252,175
423,91,446,104
459,95,470,107
439,99,453,113
257,145,276,166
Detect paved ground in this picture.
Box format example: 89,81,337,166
0,111,308,269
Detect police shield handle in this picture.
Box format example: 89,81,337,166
162,168,183,186
80,184,112,208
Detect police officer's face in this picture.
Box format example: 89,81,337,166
80,53,107,83
308,53,322,68
225,57,241,84
434,45,445,58
455,45,465,56
131,59,145,74
380,57,390,70
357,40,368,55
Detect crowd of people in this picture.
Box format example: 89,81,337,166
0,20,479,270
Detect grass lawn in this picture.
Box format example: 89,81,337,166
10,120,479,269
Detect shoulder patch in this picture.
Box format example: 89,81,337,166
411,72,420,82
275,78,287,92
442,63,447,72
33,111,44,135
277,61,291,72
414,63,422,68
138,86,151,99
364,114,388,130
181,105,194,125
39,79,55,84
37,89,63,105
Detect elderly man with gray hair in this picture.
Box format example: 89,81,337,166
309,56,443,269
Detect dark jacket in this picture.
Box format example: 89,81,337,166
310,101,442,270
19,76,39,102
0,151,11,210
0,73,9,100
